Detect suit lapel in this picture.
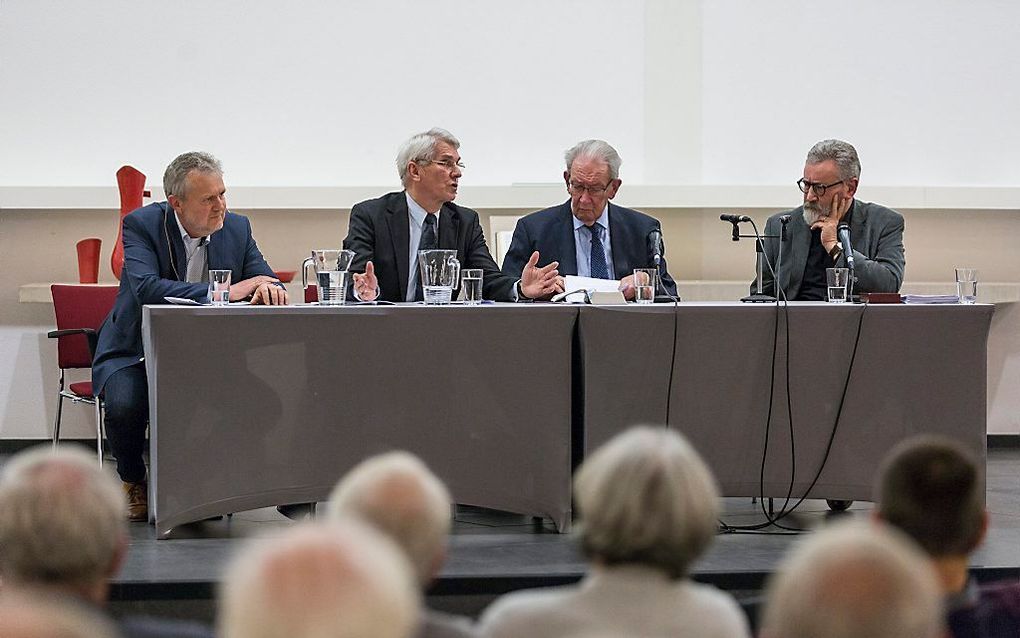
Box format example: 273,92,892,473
783,213,812,297
438,205,459,252
386,193,411,297
556,202,578,275
848,199,867,252
162,204,188,282
607,203,634,278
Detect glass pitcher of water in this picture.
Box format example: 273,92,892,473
418,250,460,305
302,249,355,305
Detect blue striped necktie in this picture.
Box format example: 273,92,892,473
589,222,609,279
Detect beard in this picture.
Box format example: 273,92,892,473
803,202,827,226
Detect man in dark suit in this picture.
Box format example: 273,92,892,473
501,139,678,301
752,139,905,300
92,151,286,521
344,128,562,302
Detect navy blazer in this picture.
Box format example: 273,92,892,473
752,199,905,299
501,200,678,297
343,191,515,302
92,202,277,393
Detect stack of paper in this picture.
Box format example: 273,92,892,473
901,294,961,304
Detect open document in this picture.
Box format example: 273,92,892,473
552,275,621,303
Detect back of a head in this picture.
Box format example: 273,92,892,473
219,520,420,638
0,446,126,590
326,451,452,586
876,435,985,557
0,591,119,638
574,426,720,579
761,522,943,638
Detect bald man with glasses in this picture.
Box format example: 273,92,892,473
752,139,905,300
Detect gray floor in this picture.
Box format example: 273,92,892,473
113,449,1020,600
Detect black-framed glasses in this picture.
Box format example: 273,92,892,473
567,181,612,197
796,178,844,196
420,158,465,171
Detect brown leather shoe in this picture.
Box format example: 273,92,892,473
123,480,148,522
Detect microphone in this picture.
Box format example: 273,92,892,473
719,213,751,224
837,222,855,269
648,229,663,268
779,214,791,242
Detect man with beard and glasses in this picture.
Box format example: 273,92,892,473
752,139,905,300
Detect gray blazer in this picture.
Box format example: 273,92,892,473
752,199,905,299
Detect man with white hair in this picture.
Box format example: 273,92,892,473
0,445,213,637
501,139,678,300
478,426,748,638
752,139,905,300
760,522,943,638
327,451,475,638
218,520,420,638
344,127,562,302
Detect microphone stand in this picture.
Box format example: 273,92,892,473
742,235,778,303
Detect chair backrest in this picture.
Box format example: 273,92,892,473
51,284,120,370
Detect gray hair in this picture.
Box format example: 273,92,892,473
219,521,419,638
564,139,623,181
327,451,452,587
163,151,223,199
762,522,943,638
0,446,126,589
574,426,720,579
396,128,460,186
805,139,861,181
877,435,985,557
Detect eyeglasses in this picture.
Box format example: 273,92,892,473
567,181,612,197
796,178,844,196
420,158,465,171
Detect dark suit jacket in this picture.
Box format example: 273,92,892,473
752,199,905,299
343,191,514,302
92,202,277,393
500,200,678,297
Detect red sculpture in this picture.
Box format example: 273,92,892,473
112,166,148,279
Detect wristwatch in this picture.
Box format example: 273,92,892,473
828,244,843,261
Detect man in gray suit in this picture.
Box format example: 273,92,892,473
753,139,905,300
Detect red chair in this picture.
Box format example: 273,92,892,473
48,284,120,464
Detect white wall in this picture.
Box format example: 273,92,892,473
1,1,1018,439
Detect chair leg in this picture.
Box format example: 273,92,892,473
95,399,104,467
52,372,65,448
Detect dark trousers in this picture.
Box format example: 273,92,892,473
102,363,149,483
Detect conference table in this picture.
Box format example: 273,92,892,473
142,301,992,537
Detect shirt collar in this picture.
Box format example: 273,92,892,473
573,203,611,232
406,192,438,227
173,209,207,249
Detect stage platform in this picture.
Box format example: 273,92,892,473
103,448,1020,626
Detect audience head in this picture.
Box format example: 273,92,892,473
219,520,419,638
563,139,622,225
761,521,942,638
0,445,126,602
327,451,452,587
799,139,860,224
574,425,720,579
0,591,119,638
876,435,986,558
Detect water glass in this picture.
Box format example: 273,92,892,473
633,268,657,304
461,269,483,304
826,267,849,303
208,270,231,305
956,268,978,304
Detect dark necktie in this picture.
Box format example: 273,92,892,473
413,214,438,301
589,222,610,279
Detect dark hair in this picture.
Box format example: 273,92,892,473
876,436,984,557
